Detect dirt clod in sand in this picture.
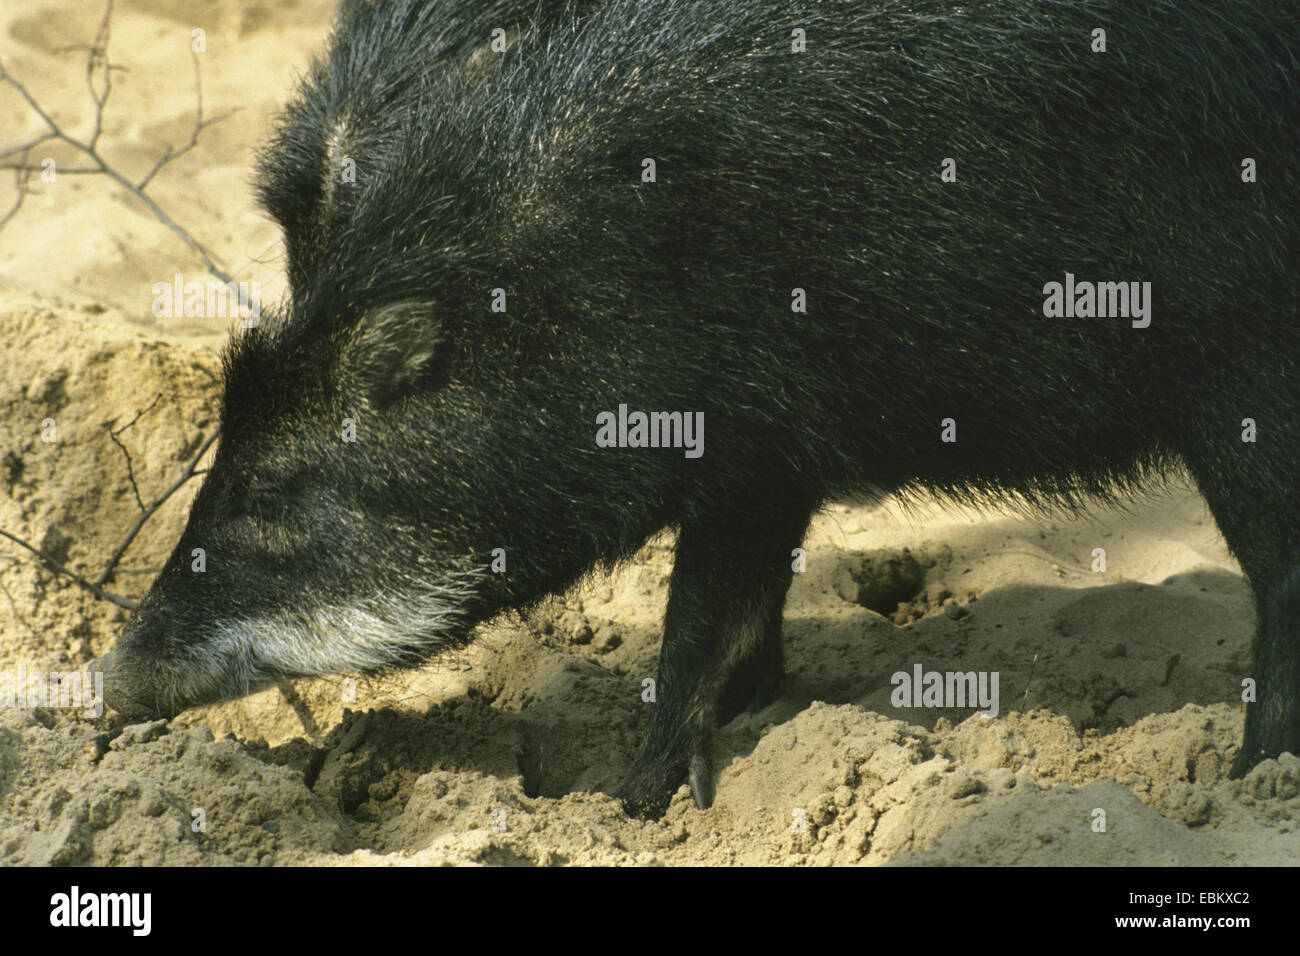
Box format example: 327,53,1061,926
1,302,1297,865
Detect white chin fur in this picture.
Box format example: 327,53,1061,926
179,571,482,701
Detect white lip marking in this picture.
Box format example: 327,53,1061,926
170,568,484,704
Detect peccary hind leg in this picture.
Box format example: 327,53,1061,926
1181,399,1300,777
621,502,813,819
1232,565,1300,775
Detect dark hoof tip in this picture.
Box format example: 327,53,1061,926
689,752,714,810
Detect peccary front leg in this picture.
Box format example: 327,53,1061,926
621,503,813,818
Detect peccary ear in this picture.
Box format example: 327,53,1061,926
346,301,443,406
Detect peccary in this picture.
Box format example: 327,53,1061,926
93,0,1298,818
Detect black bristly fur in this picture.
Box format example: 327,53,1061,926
102,0,1296,818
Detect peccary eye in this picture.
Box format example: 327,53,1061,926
217,482,250,517
225,480,280,518
246,473,313,515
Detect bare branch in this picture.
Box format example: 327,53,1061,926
0,530,138,611
0,165,108,175
94,429,219,587
0,131,57,164
106,429,147,512
106,393,164,513
138,54,239,190
0,426,218,610
85,0,115,152
0,144,37,228
110,392,163,437
0,63,69,140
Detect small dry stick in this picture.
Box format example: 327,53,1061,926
94,429,219,587
1021,651,1039,710
0,529,137,611
106,392,164,513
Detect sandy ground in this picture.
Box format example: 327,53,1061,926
1,1,1297,866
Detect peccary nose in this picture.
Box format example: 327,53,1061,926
87,650,179,720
